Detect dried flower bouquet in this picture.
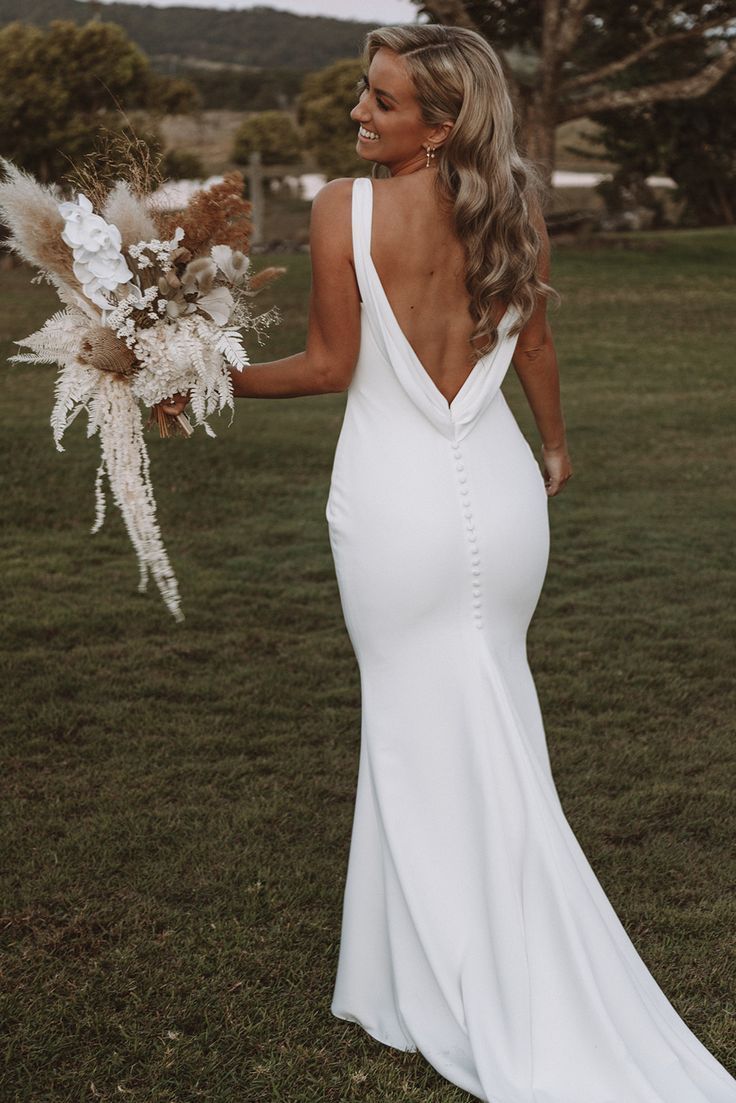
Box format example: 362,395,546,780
0,159,282,622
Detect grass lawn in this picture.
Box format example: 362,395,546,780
2,228,735,1102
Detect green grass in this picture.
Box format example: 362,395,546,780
2,229,735,1101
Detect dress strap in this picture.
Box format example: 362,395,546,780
351,177,374,305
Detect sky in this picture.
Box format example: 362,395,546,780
97,0,420,22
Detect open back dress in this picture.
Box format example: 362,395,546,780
324,176,736,1103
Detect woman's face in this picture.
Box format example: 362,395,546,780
350,47,450,176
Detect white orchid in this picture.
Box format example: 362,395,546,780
58,193,133,311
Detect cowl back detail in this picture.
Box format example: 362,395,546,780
351,176,521,443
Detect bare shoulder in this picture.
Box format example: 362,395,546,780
310,178,353,228
308,178,354,269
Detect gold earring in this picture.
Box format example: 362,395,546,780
425,145,435,169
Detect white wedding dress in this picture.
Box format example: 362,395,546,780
325,177,736,1103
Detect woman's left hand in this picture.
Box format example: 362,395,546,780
541,443,573,496
160,391,190,417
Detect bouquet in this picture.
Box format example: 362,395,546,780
0,157,282,622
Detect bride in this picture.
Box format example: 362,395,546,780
164,23,735,1103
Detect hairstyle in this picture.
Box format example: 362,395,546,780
361,24,561,357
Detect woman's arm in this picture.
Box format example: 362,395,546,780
511,206,572,496
163,178,360,408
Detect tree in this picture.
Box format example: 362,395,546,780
162,147,206,181
0,19,198,182
412,1,736,190
147,75,201,116
232,111,303,167
586,66,736,225
174,65,307,112
297,59,368,179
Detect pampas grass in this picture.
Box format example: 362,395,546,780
0,159,82,296
102,181,160,251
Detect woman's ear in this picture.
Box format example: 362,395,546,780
429,120,453,151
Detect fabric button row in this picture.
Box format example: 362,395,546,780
451,439,483,629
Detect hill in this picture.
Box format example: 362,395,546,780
0,0,376,70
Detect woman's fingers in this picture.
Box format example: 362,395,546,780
541,447,573,496
549,471,573,496
161,392,189,416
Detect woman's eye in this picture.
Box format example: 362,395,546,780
356,74,389,110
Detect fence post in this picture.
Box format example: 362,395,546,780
248,151,264,246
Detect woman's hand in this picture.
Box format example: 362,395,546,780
160,391,190,416
541,442,573,497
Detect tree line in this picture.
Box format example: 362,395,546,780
0,0,374,70
0,2,734,227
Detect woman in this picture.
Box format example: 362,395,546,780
164,24,736,1103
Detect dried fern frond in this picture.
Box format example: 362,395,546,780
9,308,83,367
157,172,253,258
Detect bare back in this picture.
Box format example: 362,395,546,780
363,174,507,406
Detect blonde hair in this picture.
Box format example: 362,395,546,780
362,24,560,356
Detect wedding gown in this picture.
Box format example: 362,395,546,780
325,176,736,1103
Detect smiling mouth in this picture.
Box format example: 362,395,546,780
358,125,379,141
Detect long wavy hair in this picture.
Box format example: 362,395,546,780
362,24,560,357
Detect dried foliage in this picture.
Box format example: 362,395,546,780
247,266,285,292
156,172,253,257
63,126,164,211
79,325,137,378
